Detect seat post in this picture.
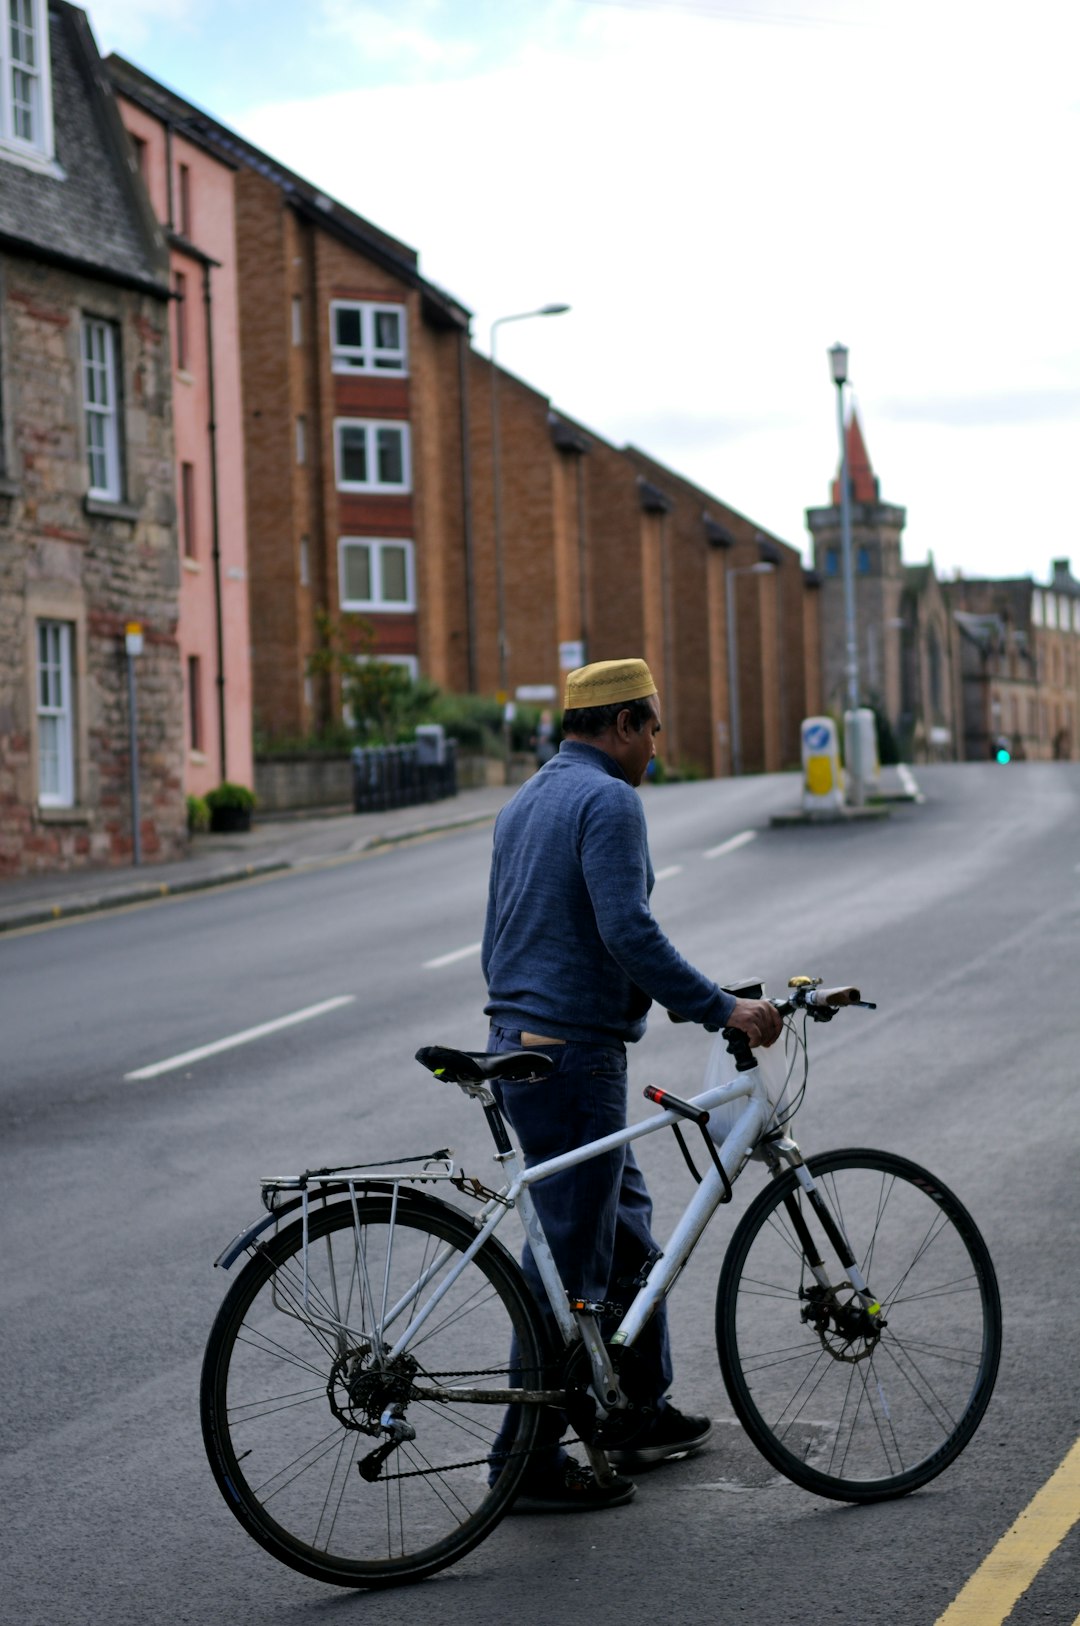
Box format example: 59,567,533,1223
482,1098,513,1155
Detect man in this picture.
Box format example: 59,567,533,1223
482,658,781,1511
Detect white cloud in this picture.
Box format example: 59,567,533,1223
201,0,1080,583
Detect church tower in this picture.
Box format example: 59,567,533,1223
805,413,907,730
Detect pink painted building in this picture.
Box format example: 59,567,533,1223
111,67,253,797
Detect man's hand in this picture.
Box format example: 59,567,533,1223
725,997,783,1048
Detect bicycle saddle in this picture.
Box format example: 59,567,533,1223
415,1046,554,1084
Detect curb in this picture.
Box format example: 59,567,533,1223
769,805,891,828
0,858,292,934
0,807,502,934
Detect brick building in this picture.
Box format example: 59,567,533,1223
102,62,476,743
0,1,183,876
467,351,817,777
109,57,253,798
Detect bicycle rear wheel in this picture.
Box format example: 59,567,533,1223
717,1148,1001,1502
201,1192,546,1588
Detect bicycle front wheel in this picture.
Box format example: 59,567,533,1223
201,1192,546,1588
717,1148,1001,1502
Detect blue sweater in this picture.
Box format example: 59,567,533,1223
482,741,736,1044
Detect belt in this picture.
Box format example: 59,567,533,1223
519,1031,566,1047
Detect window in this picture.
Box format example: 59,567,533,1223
36,619,74,806
177,162,191,236
174,271,189,370
296,414,307,465
857,546,871,575
187,655,203,751
1,0,53,160
180,461,196,557
299,534,310,586
131,133,147,178
339,537,415,611
330,301,407,374
291,296,302,346
1032,590,1043,627
334,419,411,492
824,547,839,577
82,317,121,500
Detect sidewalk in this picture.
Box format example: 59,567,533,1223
0,785,517,934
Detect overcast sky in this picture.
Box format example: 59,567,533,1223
89,0,1079,585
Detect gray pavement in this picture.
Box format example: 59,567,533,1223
0,764,922,933
0,784,517,933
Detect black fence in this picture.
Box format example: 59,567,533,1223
351,739,458,813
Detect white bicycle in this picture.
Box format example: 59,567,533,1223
200,976,1001,1589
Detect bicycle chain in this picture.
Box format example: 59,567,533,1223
363,1364,578,1483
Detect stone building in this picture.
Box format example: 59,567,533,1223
947,561,1080,760
0,1,183,876
108,56,253,798
806,411,958,762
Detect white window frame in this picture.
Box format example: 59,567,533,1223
0,0,55,165
330,300,408,375
339,536,416,612
82,316,122,501
36,619,74,807
333,419,411,494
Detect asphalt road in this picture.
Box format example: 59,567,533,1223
2,762,1079,1626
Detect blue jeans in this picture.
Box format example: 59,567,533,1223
487,1024,673,1479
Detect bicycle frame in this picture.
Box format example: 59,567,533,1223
228,1056,812,1419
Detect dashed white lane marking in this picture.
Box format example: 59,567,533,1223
704,830,756,861
424,941,483,970
123,995,356,1080
654,865,683,882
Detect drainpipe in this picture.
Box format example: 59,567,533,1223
458,328,477,692
576,453,589,662
202,259,227,780
164,123,174,229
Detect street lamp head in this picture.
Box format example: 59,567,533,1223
828,343,849,386
539,303,571,316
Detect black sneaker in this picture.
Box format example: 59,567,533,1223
606,1405,712,1469
511,1457,637,1513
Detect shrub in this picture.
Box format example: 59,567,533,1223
186,794,210,833
205,781,257,812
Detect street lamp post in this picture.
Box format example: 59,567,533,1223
490,303,570,773
726,561,774,777
828,342,863,806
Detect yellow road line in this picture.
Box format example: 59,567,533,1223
935,1436,1080,1625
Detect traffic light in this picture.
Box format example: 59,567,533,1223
994,736,1011,765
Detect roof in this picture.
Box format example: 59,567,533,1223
831,410,880,505
105,54,470,331
0,4,168,295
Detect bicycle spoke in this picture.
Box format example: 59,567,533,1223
202,1195,543,1584
719,1150,1000,1501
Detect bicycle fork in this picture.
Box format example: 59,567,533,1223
770,1138,885,1330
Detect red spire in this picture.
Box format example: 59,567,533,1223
831,410,879,504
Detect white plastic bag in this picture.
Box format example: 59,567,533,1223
703,1024,793,1146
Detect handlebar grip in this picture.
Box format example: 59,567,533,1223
811,985,861,1007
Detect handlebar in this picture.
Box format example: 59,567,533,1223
775,983,877,1016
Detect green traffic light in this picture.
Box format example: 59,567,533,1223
996,748,1011,764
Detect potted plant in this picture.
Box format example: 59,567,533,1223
205,781,257,833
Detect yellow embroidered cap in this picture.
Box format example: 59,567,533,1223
564,658,657,710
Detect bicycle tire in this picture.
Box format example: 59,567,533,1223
716,1148,1001,1502
201,1191,547,1588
